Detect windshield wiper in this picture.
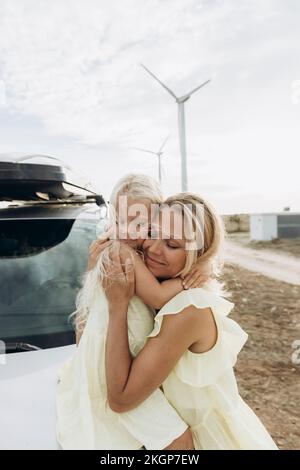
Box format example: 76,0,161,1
5,342,42,353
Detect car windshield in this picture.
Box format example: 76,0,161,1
0,211,101,350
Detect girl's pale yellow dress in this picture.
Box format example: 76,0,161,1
56,290,188,450
56,287,278,450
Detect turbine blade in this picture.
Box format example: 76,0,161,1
158,134,170,153
132,147,157,156
140,64,178,100
187,79,211,97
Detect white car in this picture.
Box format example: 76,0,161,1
0,344,75,449
0,154,106,449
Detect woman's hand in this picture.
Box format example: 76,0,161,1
181,259,213,289
87,227,113,271
103,243,135,310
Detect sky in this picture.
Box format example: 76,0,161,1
0,0,299,214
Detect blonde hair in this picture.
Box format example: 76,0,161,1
163,192,227,295
72,174,163,333
110,173,163,207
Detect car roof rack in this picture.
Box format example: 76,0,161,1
19,194,106,207
0,153,106,206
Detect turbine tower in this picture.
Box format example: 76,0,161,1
133,135,169,185
141,64,210,191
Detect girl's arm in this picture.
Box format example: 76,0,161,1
88,238,184,309
75,327,82,346
87,228,113,270
181,258,213,289
120,244,184,309
75,233,113,345
104,247,215,413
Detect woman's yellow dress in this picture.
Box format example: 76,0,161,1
147,288,278,450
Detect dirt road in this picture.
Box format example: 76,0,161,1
225,240,300,286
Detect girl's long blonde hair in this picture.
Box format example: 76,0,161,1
71,174,164,333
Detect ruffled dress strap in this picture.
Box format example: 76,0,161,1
147,288,248,387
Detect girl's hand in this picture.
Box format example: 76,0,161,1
103,243,135,309
87,227,113,270
182,259,213,289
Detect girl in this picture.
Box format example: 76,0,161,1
103,192,278,450
56,174,207,450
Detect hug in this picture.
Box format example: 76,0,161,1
56,173,277,450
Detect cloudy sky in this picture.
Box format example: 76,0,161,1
0,0,299,214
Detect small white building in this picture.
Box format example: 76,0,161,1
250,212,300,241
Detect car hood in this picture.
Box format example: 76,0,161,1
0,344,75,449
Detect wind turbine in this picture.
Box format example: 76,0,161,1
133,135,169,185
141,64,211,191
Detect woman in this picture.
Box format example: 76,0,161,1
103,192,278,450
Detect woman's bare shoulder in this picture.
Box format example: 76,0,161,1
159,304,217,353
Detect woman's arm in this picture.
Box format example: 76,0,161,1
104,247,215,412
106,301,204,412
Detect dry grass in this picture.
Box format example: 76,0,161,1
222,264,300,450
